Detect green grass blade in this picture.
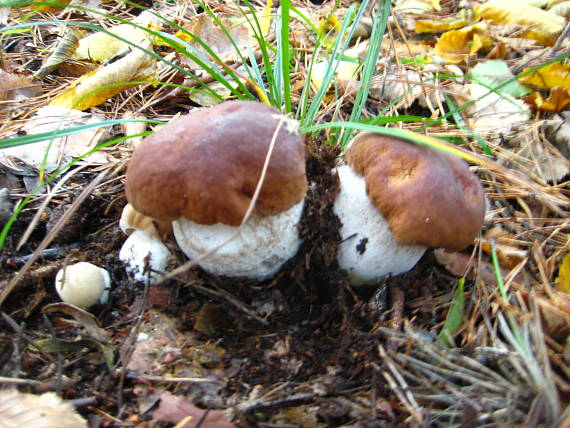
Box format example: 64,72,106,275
278,0,291,113
341,0,390,146
437,278,465,348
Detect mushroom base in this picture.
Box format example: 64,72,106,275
173,201,305,279
334,165,426,285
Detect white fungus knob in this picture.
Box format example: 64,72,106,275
55,262,111,309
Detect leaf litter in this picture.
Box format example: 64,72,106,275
0,0,569,426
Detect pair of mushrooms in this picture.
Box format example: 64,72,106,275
122,100,486,285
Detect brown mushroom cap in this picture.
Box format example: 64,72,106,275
345,132,486,251
125,101,307,226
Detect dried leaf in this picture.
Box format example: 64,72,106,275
434,24,493,64
0,106,110,169
32,337,114,370
35,29,86,79
415,17,471,33
310,59,359,93
50,41,157,110
519,62,570,90
153,391,235,428
395,0,441,13
43,302,111,343
0,390,87,428
188,80,234,106
550,1,570,18
72,11,161,63
32,0,71,12
524,87,570,112
0,70,41,103
475,0,566,45
556,253,570,294
175,15,250,70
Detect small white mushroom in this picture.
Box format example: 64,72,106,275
55,262,111,309
119,228,172,282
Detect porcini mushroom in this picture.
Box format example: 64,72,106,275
125,100,307,279
334,132,486,285
119,203,172,282
55,262,111,309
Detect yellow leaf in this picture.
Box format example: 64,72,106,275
50,42,157,111
32,0,71,12
475,0,565,46
72,11,162,63
524,87,570,112
519,62,570,90
556,252,570,294
434,24,493,64
259,0,273,38
415,17,471,33
395,0,440,13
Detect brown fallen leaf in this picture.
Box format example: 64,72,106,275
434,24,493,64
475,0,566,45
153,391,235,428
50,40,157,110
524,87,570,112
0,70,41,104
433,248,524,288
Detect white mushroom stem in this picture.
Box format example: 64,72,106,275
172,200,305,279
55,262,111,309
334,165,426,285
119,229,172,282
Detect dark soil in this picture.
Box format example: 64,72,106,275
0,138,461,427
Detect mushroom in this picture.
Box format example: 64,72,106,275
334,132,486,285
118,203,172,282
125,100,307,279
55,262,111,309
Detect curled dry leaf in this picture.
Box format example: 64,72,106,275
415,16,472,33
43,302,111,343
175,15,251,71
153,391,235,428
434,24,493,64
50,40,158,111
475,0,566,45
72,11,162,63
0,70,41,105
0,105,110,169
524,87,570,113
0,390,87,428
394,0,441,14
550,1,570,18
479,227,528,270
434,248,525,288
